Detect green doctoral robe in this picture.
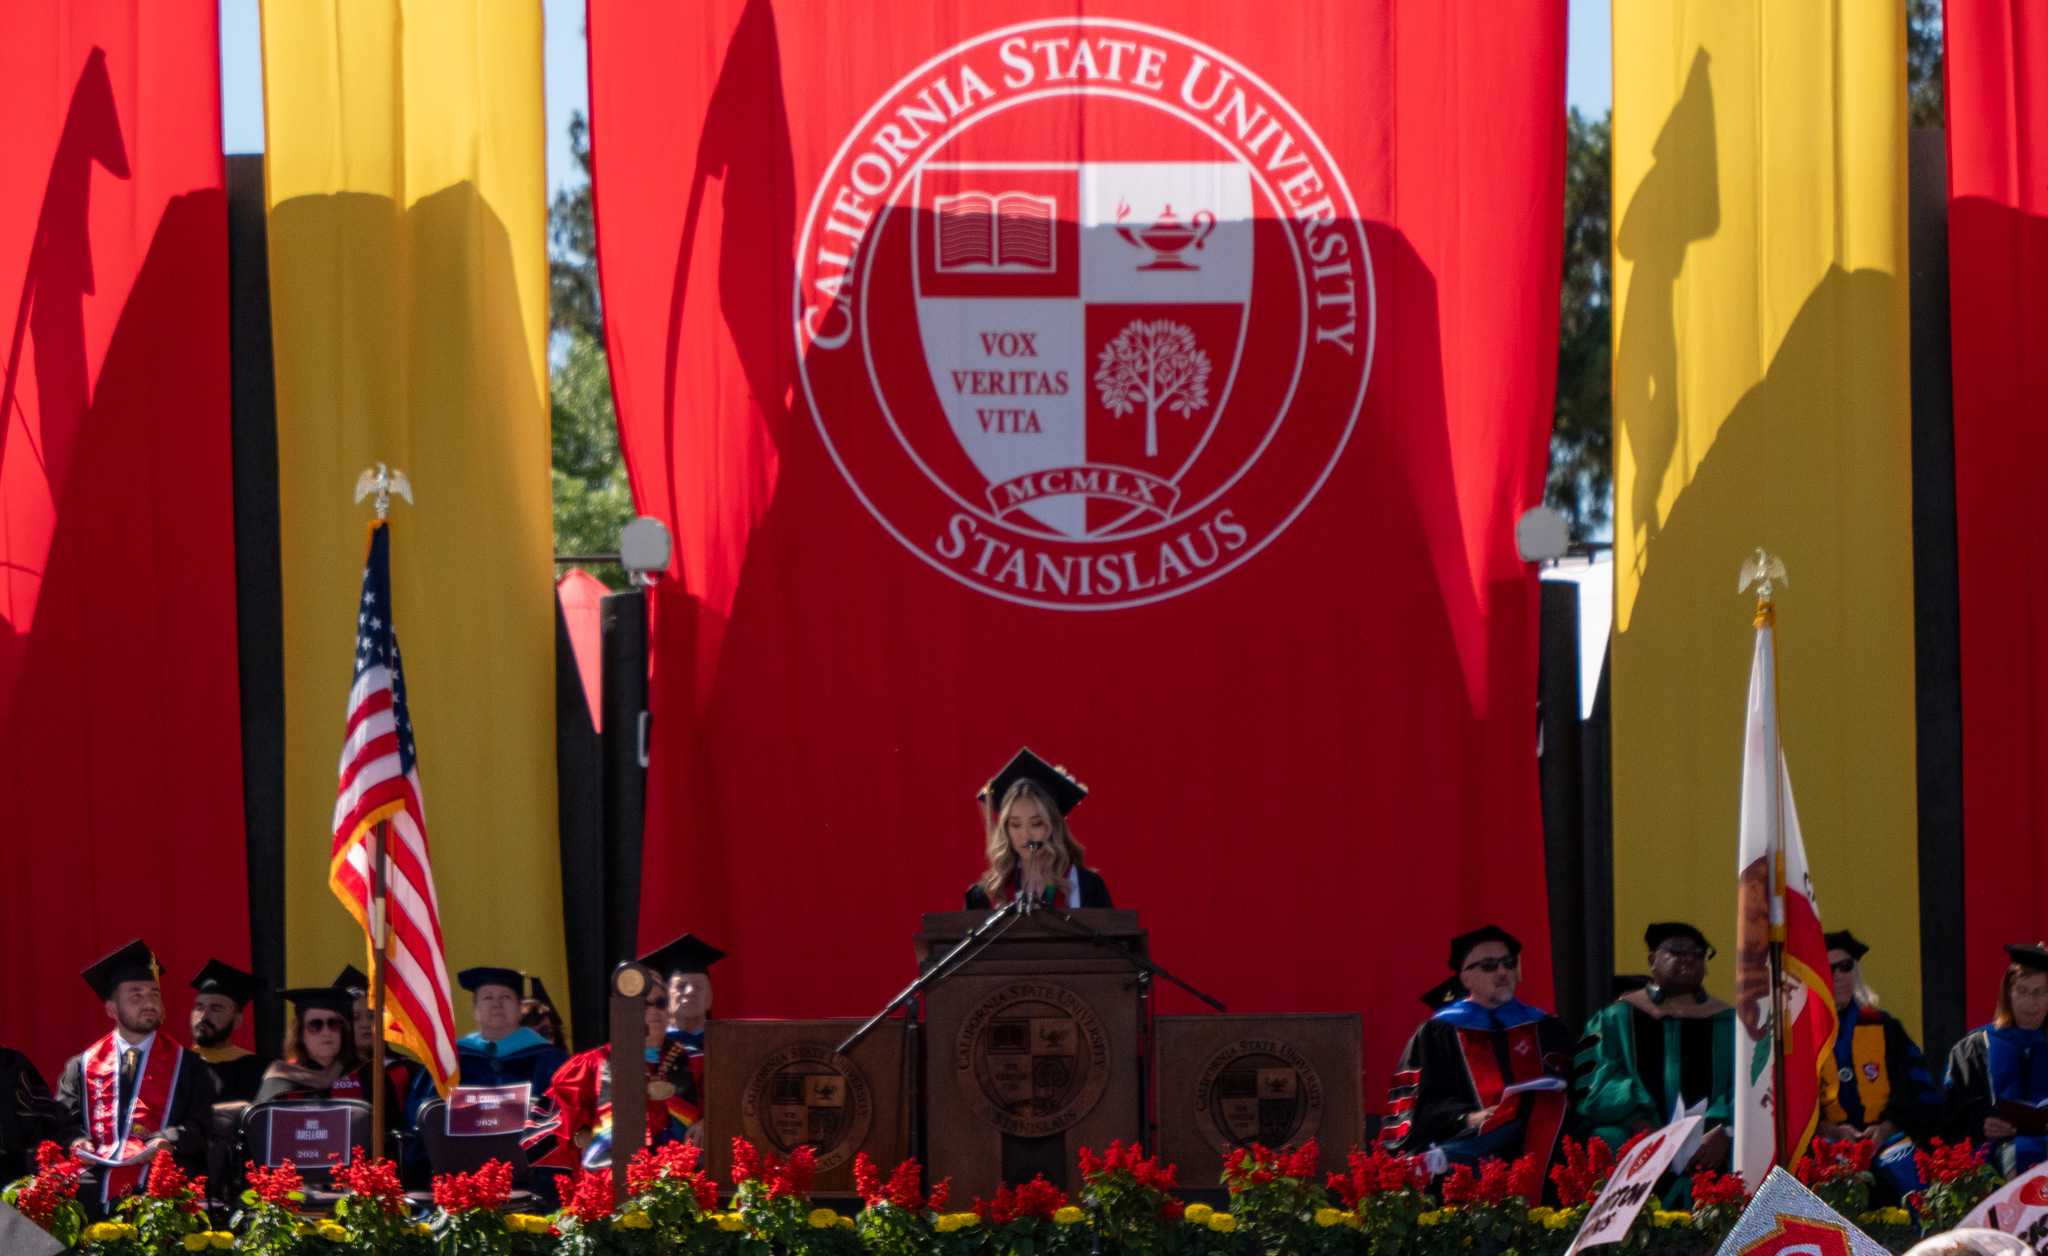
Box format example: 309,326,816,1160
1575,990,1735,1147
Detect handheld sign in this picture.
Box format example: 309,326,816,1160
1566,1115,1702,1255
1964,1157,2048,1246
447,1083,532,1137
1712,1167,1890,1256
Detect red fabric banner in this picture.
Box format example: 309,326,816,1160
0,4,243,1076
1946,1,2048,1020
590,0,1564,1090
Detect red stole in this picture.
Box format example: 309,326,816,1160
82,1031,183,1200
1454,1023,1567,1165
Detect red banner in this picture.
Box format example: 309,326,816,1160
1946,1,2048,1018
590,0,1564,1088
0,4,242,1076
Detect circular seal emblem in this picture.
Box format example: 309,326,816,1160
1191,1038,1324,1154
739,1042,874,1171
795,18,1374,610
954,982,1111,1136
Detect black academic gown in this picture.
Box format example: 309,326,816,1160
54,1041,215,1212
194,1046,266,1106
0,1047,53,1181
1383,998,1575,1167
964,865,1113,910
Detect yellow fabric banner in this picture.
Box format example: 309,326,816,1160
261,2,564,1035
1610,4,1920,1033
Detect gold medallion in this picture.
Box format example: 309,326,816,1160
573,1129,593,1148
647,1080,676,1101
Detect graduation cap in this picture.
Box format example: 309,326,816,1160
332,965,370,994
1447,924,1521,971
1824,930,1869,960
281,987,356,1019
2005,943,2048,973
1420,976,1465,1009
457,967,525,996
82,939,160,1000
190,959,258,1008
639,933,725,978
529,976,559,1009
978,747,1087,817
1644,921,1713,954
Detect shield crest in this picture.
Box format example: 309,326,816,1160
913,161,1253,539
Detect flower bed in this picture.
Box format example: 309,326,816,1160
0,1135,2008,1254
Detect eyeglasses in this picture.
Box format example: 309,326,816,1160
1462,955,1519,974
1831,959,1857,974
1656,945,1715,961
304,1017,346,1032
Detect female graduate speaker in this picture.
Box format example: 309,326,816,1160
964,748,1113,911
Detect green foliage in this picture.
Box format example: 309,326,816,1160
1549,106,1613,541
1906,0,1944,129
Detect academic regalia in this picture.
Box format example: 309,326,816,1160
1945,1024,2048,1176
405,1028,567,1125
251,1060,380,1108
1575,987,1734,1145
55,940,216,1214
1384,997,1575,1165
538,1041,700,1170
964,864,1114,910
189,959,265,1105
1823,1001,1939,1139
0,1046,53,1181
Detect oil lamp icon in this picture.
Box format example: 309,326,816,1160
1115,201,1217,271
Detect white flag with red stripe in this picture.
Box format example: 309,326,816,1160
329,519,460,1095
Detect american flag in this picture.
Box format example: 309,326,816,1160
329,519,460,1094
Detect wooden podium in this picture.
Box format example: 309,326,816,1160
916,910,1146,1200
703,1018,908,1197
1154,1013,1362,1185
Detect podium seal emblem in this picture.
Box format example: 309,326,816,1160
1192,1037,1324,1153
740,1042,873,1171
955,982,1111,1137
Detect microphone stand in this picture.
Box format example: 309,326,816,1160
837,895,1032,1161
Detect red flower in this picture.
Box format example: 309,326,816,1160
1508,1153,1545,1203
853,1152,883,1206
928,1178,950,1212
246,1160,304,1211
12,1143,83,1226
731,1138,760,1186
1281,1139,1320,1180
627,1141,705,1195
1915,1138,1989,1186
695,1177,719,1212
332,1154,407,1214
1438,1158,1516,1207
1549,1137,1616,1208
563,1169,616,1224
1440,1164,1478,1205
973,1175,1068,1224
885,1158,925,1210
1326,1146,1430,1207
1689,1168,1748,1207
1161,1197,1186,1223
433,1159,513,1213
766,1144,817,1200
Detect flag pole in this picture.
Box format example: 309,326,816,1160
1760,587,1791,1168
370,818,391,1153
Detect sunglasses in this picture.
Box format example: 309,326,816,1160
1462,955,1519,974
304,1016,346,1032
1657,945,1715,961
1831,959,1857,974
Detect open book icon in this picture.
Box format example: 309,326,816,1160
935,190,1056,272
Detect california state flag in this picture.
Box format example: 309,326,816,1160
1733,600,1837,1187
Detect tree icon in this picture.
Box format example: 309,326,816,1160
1093,319,1212,458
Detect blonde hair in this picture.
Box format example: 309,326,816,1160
978,779,1086,903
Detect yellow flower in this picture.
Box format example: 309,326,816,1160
839,1214,857,1229
1207,1212,1238,1233
1528,1206,1555,1223
413,1222,433,1236
618,1209,654,1230
1544,1210,1578,1231
1184,1202,1215,1225
1650,1210,1694,1229
808,1207,841,1229
1316,1206,1346,1228
715,1212,747,1232
316,1219,348,1242
935,1212,982,1233
183,1235,213,1252
1418,1210,1444,1227
1054,1205,1086,1225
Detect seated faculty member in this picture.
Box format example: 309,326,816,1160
543,952,701,1169
523,976,567,1051
407,966,568,1124
188,959,265,1105
54,939,215,1215
254,987,382,1117
1576,922,1734,1171
0,1041,54,1181
334,964,418,1101
1382,925,1573,1167
964,747,1111,910
1819,930,1940,1145
1944,943,2048,1176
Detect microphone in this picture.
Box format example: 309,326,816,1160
1025,840,1045,851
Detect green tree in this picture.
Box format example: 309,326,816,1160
1548,107,1612,540
1907,0,1944,128
548,109,633,585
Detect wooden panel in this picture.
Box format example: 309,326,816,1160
705,1018,907,1197
1155,1013,1362,1184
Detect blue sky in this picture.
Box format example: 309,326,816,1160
221,0,1614,199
